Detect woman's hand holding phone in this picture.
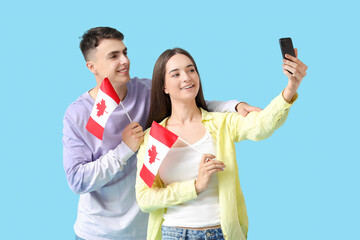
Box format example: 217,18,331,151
279,38,308,102
282,49,308,102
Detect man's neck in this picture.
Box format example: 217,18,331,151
89,82,128,101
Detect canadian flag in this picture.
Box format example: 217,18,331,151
140,121,178,188
86,77,120,140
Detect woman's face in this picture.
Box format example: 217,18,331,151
163,53,200,103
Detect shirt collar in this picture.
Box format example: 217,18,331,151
200,108,214,121
158,107,213,127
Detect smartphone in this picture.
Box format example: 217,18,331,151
279,37,296,59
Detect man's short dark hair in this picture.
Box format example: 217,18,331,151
80,27,124,61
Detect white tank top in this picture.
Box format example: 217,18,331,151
159,130,220,228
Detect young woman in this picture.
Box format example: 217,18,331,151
136,48,307,240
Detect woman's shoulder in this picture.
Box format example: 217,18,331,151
200,108,237,121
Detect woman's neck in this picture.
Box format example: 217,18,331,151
167,100,202,126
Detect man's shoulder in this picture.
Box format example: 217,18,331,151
64,92,92,124
129,77,152,91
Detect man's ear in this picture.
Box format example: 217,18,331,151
86,61,97,74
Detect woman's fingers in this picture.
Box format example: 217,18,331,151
196,154,224,193
204,160,225,167
284,52,308,75
208,168,223,175
204,160,225,172
199,154,225,174
283,60,307,76
201,154,215,162
283,67,306,84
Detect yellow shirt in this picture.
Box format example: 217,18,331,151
135,92,297,240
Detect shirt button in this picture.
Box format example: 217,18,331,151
206,232,211,237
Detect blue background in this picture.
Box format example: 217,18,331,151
1,0,359,239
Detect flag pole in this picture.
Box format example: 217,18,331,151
178,137,214,163
178,137,203,155
104,76,133,123
119,101,133,123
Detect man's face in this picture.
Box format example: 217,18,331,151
88,39,130,85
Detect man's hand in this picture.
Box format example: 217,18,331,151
122,122,144,152
282,48,308,102
236,102,262,117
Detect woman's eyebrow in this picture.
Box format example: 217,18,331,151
168,68,179,74
169,65,194,74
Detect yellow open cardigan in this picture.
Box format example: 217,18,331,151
136,92,297,240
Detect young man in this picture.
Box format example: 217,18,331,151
63,27,260,240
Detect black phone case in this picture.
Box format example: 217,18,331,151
279,38,296,59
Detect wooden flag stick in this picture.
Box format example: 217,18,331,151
119,101,132,123
178,137,215,163
178,137,203,155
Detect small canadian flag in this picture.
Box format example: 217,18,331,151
86,77,120,140
140,121,179,188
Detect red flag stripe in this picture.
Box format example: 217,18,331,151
100,78,121,104
86,117,104,140
140,165,156,188
149,121,178,148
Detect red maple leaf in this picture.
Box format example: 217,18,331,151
96,99,108,117
148,145,159,164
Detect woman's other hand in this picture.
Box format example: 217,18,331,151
195,154,225,194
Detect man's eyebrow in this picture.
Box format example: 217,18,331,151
106,48,127,58
168,64,194,74
106,51,120,57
